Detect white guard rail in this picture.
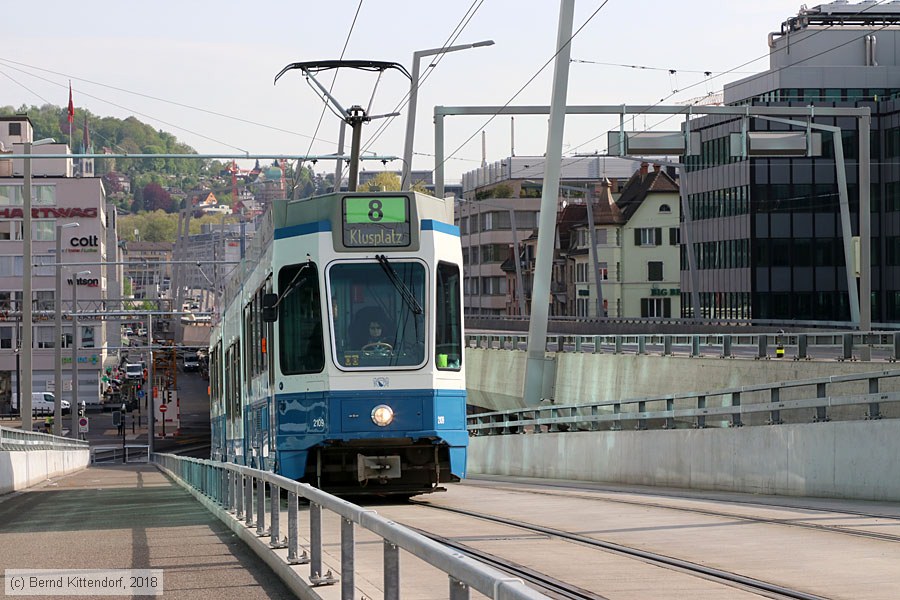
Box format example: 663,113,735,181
467,331,900,361
91,444,150,464
154,454,548,600
0,426,89,451
468,368,900,434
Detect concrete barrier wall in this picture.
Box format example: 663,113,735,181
0,450,90,495
467,348,900,417
468,419,900,501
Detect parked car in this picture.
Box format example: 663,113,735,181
11,392,70,415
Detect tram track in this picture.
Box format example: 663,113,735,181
407,524,610,600
466,478,900,544
410,501,829,600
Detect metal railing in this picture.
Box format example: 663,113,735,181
91,445,150,464
468,369,900,434
154,454,547,600
466,331,900,361
466,314,900,331
0,426,90,452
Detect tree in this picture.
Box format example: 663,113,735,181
359,172,401,192
131,185,145,213
102,172,121,194
142,182,174,213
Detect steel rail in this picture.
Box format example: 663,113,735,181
413,502,830,600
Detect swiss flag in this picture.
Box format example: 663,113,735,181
67,82,74,124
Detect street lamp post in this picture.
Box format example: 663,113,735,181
401,40,494,191
70,269,91,438
55,222,79,436
121,402,127,464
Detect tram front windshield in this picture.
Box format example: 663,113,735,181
329,261,426,368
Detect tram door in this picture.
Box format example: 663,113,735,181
246,402,271,470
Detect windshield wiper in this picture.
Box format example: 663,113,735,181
274,258,312,308
376,254,423,314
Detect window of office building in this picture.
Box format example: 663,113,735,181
0,256,23,277
34,255,55,277
35,291,54,311
480,211,511,231
648,261,664,282
82,326,95,349
0,326,11,349
0,185,56,206
34,326,56,349
480,243,507,263
480,276,507,296
641,297,671,318
515,211,538,229
34,221,55,241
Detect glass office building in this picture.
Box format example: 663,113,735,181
681,2,900,323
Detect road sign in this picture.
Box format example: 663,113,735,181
78,417,89,433
159,404,168,413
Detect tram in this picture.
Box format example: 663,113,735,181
209,190,466,495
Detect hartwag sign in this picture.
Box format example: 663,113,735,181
0,207,98,219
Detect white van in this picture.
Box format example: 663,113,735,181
182,352,200,372
125,363,143,381
12,392,70,415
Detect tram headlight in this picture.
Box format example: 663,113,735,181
371,404,394,427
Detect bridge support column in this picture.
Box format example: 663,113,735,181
731,391,743,427
769,386,783,425
814,382,829,422
867,377,882,420
842,333,854,361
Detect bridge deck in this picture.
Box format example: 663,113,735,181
0,464,295,599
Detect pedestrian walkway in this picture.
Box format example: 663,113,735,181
0,464,295,599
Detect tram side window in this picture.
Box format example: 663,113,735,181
278,262,324,374
435,262,462,370
210,343,220,404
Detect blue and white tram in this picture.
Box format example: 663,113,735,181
209,191,466,495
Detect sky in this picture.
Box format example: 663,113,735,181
2,0,800,182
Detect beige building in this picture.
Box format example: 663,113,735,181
459,156,643,316
507,163,681,318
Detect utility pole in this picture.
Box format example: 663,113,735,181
70,271,84,437
55,222,80,436
523,0,575,406
22,143,33,431
583,187,605,317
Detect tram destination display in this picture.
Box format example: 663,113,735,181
342,195,411,248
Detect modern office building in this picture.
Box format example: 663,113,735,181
0,115,118,411
682,1,900,322
124,241,173,299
